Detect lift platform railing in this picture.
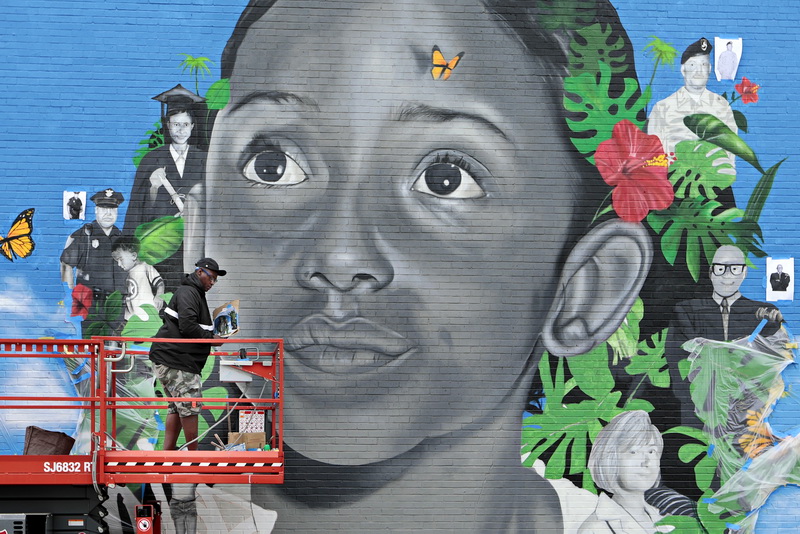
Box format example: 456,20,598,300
0,337,284,486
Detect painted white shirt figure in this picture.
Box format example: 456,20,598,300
647,38,737,172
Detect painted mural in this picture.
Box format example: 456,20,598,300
1,0,800,532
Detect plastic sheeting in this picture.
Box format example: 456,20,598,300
681,326,800,532
67,352,161,454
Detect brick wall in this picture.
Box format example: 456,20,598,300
1,0,799,532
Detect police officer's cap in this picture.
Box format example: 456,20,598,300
195,257,227,277
90,188,124,208
681,37,711,64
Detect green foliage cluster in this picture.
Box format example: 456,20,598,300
527,11,786,531
522,299,659,492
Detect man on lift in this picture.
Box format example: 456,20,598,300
149,258,226,450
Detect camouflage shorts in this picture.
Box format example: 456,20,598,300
154,363,203,417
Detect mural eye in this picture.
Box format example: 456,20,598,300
243,150,307,186
412,152,486,199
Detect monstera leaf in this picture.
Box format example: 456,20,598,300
537,0,597,33
669,140,736,201
522,348,652,489
569,22,631,77
647,197,744,281
564,61,651,163
135,216,184,266
625,328,670,389
684,114,762,173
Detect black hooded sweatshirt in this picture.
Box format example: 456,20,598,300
149,272,215,374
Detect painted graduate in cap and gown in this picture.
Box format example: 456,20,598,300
124,85,207,292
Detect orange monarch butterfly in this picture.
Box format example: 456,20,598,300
431,45,464,81
0,208,35,262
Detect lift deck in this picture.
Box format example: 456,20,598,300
0,336,284,485
0,337,284,532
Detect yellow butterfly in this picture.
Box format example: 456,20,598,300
0,208,35,262
738,408,776,458
431,46,464,81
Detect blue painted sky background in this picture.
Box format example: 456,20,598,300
0,2,798,338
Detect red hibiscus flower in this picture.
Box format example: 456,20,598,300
70,284,93,320
735,77,760,104
594,120,674,223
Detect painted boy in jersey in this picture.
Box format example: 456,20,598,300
192,0,652,530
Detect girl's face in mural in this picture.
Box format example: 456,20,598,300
617,443,660,493
205,0,586,464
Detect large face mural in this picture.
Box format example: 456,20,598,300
1,0,800,532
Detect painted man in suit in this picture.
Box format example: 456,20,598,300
770,264,790,291
666,245,781,428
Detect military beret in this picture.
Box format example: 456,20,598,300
681,37,712,64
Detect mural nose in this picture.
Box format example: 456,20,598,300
296,223,394,293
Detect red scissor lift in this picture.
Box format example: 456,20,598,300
0,337,284,533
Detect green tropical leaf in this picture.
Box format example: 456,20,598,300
569,22,631,77
205,79,230,110
643,36,677,66
729,217,766,260
103,290,123,322
744,158,786,223
83,320,109,338
669,140,736,201
625,328,670,389
564,62,650,163
537,0,597,33
664,426,722,493
567,343,616,400
179,54,214,76
647,197,744,281
179,53,216,94
120,303,165,343
683,114,762,173
135,216,185,265
697,497,746,534
733,109,748,133
521,351,652,492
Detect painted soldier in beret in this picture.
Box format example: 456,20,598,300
647,37,737,172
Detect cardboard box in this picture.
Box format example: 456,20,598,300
228,432,266,450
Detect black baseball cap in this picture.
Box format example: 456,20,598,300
195,257,227,276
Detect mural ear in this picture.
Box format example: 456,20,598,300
183,182,205,271
542,219,652,357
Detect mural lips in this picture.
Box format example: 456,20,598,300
286,313,414,374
